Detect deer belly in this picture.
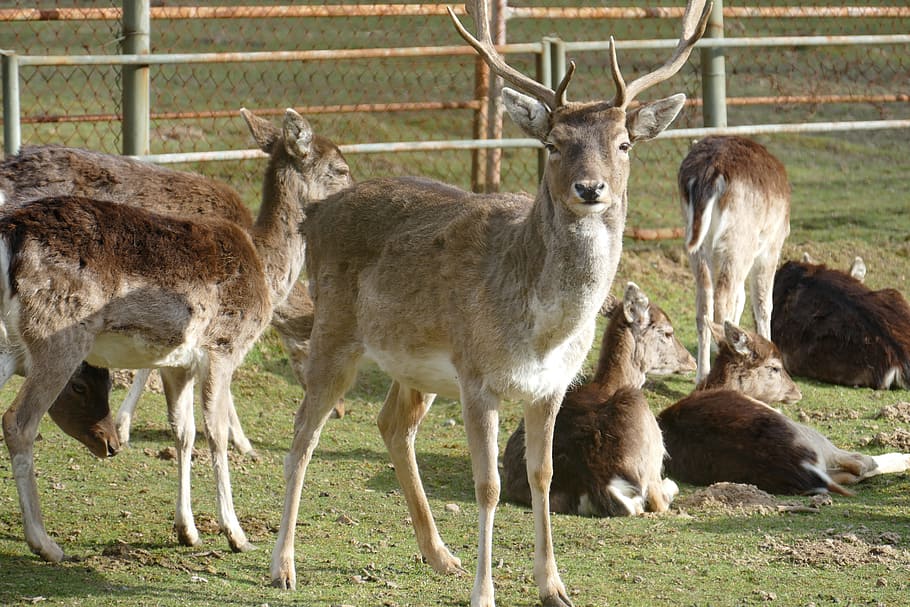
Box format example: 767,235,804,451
87,332,203,369
364,345,461,398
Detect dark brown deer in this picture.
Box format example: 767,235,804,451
771,258,910,389
0,109,348,563
269,1,710,605
502,282,693,517
678,136,792,382
46,362,120,459
658,321,910,495
0,116,353,447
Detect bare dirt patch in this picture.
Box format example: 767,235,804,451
675,482,833,516
760,531,910,569
867,428,910,451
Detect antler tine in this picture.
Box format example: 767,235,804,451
448,2,564,110
612,0,713,109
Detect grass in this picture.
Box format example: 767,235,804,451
1,128,909,606
2,3,910,606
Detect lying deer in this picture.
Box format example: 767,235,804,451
658,320,910,495
771,257,910,389
0,115,353,447
678,136,792,382
269,1,711,605
502,283,694,517
0,109,348,562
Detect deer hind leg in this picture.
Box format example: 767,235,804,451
271,339,362,590
224,388,256,458
748,248,781,340
200,358,253,553
114,367,152,446
376,382,459,573
3,336,93,562
691,254,714,383
522,393,574,607
160,366,200,547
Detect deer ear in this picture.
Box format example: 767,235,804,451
706,318,724,345
626,93,686,143
622,282,650,326
502,88,551,141
723,320,753,357
241,108,280,152
283,109,314,159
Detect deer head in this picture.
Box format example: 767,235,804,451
449,0,711,215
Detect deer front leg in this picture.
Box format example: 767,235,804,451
161,366,200,547
523,394,574,607
271,342,361,590
200,359,253,552
3,342,92,562
460,386,502,607
377,381,461,574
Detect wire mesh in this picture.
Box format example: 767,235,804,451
2,1,907,224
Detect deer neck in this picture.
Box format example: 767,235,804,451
590,316,645,397
697,349,737,392
249,161,307,307
510,187,620,357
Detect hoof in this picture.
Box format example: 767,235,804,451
231,540,257,553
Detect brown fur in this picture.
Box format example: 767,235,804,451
771,260,910,389
46,362,119,459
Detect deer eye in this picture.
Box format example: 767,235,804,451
619,141,632,153
768,365,781,374
71,382,87,395
544,142,558,154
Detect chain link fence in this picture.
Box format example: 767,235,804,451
2,1,908,229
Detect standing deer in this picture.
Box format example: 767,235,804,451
658,320,910,495
678,136,792,382
771,258,910,389
0,109,349,562
502,282,694,517
0,118,353,447
269,1,711,605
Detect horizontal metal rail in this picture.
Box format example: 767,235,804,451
136,119,910,165
2,5,908,22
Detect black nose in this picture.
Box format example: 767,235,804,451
574,182,605,203
107,440,121,457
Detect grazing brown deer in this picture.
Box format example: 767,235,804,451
678,136,792,382
658,321,910,495
269,2,711,605
502,282,694,517
0,117,353,447
0,109,348,563
45,363,120,459
771,258,910,389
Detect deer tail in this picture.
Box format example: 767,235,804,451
683,172,726,254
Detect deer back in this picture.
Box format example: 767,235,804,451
771,260,910,389
0,145,254,226
679,135,791,254
0,196,270,368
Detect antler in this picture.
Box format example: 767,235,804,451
611,0,713,109
448,0,574,111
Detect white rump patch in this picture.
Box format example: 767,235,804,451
607,477,645,516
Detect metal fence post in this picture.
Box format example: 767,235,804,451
536,37,564,182
1,51,21,156
701,0,727,128
122,0,150,155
